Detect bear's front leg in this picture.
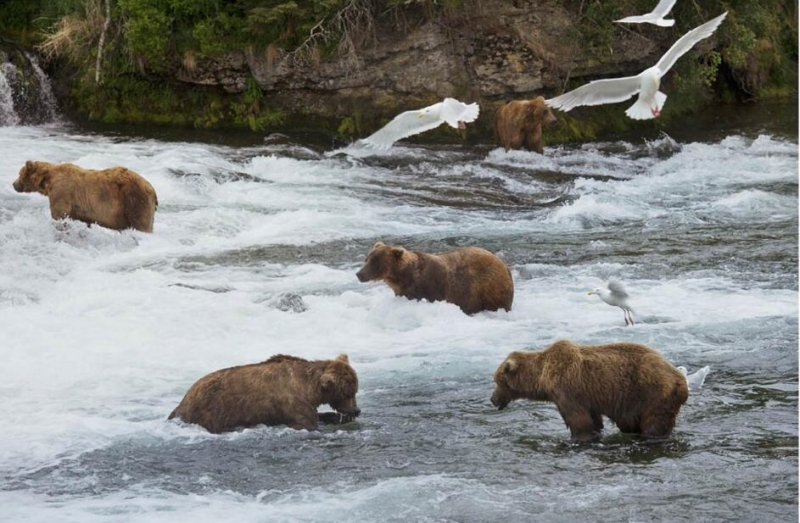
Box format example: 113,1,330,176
49,200,72,222
525,125,544,154
287,410,319,431
556,397,601,442
590,411,604,433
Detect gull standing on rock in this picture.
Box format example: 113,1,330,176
360,98,480,150
589,281,635,326
547,12,728,120
616,0,678,27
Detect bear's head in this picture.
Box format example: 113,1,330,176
321,354,361,418
490,352,532,410
529,96,558,128
356,242,405,282
13,161,48,193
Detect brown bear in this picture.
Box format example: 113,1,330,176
495,96,558,153
12,160,158,232
491,340,688,441
169,354,361,433
356,242,514,315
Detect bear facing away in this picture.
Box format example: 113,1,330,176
491,340,688,441
495,96,558,153
356,242,514,315
13,160,158,232
169,354,361,433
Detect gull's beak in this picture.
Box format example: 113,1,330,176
417,112,425,119
587,291,595,295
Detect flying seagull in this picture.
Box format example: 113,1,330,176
677,365,711,391
616,0,677,27
588,281,635,326
360,98,480,149
547,11,727,120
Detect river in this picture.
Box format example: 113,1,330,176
0,101,797,522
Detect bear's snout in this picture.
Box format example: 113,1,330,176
353,406,361,417
12,180,22,192
356,269,368,282
490,391,509,411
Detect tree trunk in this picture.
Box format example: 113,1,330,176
95,0,111,84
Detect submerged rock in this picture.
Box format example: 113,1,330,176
269,293,309,313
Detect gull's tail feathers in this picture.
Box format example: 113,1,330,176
625,91,668,120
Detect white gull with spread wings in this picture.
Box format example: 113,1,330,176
616,0,677,27
360,98,479,150
547,12,727,120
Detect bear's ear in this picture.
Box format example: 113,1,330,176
390,247,405,259
373,242,385,249
503,358,518,374
24,160,34,171
335,353,349,364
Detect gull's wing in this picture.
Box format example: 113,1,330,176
655,12,728,75
607,281,629,299
681,366,711,391
689,366,711,390
360,107,444,149
546,75,642,112
616,14,659,23
651,0,677,17
441,98,480,128
616,0,676,24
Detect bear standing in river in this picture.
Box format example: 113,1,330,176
169,354,361,433
13,160,158,232
491,340,688,441
495,96,558,153
356,242,514,315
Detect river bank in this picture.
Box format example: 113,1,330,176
0,0,796,143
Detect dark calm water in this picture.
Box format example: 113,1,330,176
0,101,797,522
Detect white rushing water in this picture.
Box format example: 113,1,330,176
0,62,21,126
0,124,796,522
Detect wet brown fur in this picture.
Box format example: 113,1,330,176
12,160,158,232
356,242,513,315
491,340,689,441
495,97,558,154
168,354,360,433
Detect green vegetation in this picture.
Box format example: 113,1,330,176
0,0,795,140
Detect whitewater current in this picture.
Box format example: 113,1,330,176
0,119,796,522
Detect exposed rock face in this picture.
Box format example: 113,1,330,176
176,52,249,94
173,1,664,121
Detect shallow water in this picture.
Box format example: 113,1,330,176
0,103,797,522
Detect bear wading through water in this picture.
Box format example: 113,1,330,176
356,242,514,315
12,160,158,232
495,96,558,154
491,340,689,441
169,354,360,433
